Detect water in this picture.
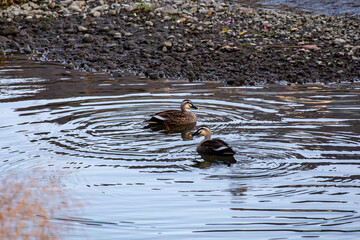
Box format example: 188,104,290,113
1,55,360,239
230,0,360,18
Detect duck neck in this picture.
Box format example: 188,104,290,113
201,133,211,143
181,105,189,112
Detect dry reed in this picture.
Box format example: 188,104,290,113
0,171,78,239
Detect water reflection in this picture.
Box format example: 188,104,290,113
230,0,360,18
0,170,77,239
192,154,237,169
1,55,360,239
144,122,196,140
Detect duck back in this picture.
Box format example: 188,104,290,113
146,110,196,125
197,138,235,156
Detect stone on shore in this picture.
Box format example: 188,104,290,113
0,0,359,85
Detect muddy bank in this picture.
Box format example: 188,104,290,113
0,0,359,85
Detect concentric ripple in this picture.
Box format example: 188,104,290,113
1,56,360,239
17,98,195,164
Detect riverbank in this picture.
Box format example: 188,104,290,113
0,0,359,85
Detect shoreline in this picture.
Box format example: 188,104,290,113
0,0,359,85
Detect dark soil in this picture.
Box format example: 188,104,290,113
0,5,359,85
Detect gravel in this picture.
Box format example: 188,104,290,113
0,0,359,85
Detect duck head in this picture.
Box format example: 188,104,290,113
190,126,211,138
181,99,199,112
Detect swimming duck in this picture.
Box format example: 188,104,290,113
190,126,236,156
146,99,199,125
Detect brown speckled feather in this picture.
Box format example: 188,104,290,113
147,110,197,125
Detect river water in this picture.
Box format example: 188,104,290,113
230,0,360,18
1,55,360,239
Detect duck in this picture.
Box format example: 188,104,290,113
145,99,199,125
190,126,236,156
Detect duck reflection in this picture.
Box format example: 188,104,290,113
192,154,237,169
144,122,196,140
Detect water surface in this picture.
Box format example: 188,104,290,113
1,55,360,239
230,0,360,18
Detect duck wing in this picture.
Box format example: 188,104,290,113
146,110,192,125
198,139,235,156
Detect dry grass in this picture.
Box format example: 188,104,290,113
0,0,29,7
0,171,78,239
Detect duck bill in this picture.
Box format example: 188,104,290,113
189,131,199,138
191,105,200,110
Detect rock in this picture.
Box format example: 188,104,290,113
334,38,346,45
2,26,19,36
226,80,235,85
206,41,215,48
23,44,31,53
113,32,122,39
112,72,123,78
0,0,358,85
100,26,110,33
148,72,159,79
9,40,21,50
156,5,178,15
59,7,71,15
83,34,94,43
48,2,56,9
109,10,117,15
77,25,88,32
108,62,117,69
19,29,28,36
69,5,82,13
126,4,138,12
92,5,107,13
61,0,73,7
93,11,101,17
124,41,138,50
42,23,51,31
163,41,172,48
22,3,32,11
0,36,10,43
145,21,154,27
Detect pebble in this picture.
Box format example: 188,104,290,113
23,44,31,53
113,32,122,39
0,36,10,43
48,2,56,9
69,5,82,12
334,38,346,45
109,10,117,15
92,6,105,12
93,11,101,17
77,26,88,32
83,34,94,43
0,0,358,85
163,41,172,48
2,26,19,36
145,21,154,27
148,72,159,80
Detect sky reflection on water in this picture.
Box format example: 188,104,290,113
0,55,360,239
